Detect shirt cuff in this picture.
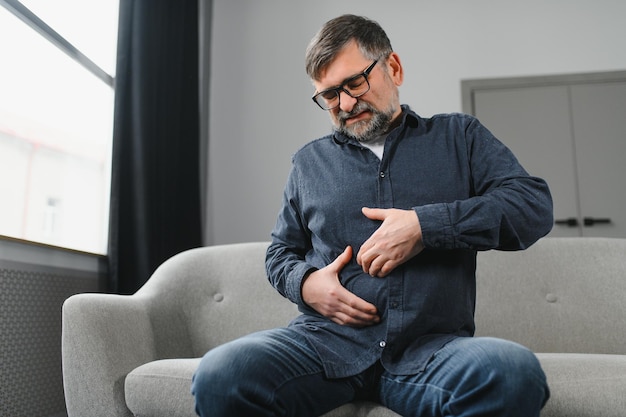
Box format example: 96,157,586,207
414,203,455,249
285,262,318,307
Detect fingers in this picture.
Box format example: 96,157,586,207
330,245,353,273
334,288,379,327
329,248,380,326
356,208,393,276
361,206,386,221
318,275,379,327
333,308,379,327
357,208,389,274
358,246,398,278
301,246,380,327
365,258,390,278
357,207,424,277
311,283,379,327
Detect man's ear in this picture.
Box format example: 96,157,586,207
387,52,404,86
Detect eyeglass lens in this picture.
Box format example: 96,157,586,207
314,73,370,110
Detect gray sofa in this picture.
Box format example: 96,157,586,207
62,237,626,417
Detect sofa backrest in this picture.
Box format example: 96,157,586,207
474,237,626,354
138,242,299,358
140,238,626,359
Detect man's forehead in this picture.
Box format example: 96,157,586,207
315,44,369,89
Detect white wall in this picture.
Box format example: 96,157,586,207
205,0,626,245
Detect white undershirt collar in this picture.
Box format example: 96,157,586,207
359,134,387,160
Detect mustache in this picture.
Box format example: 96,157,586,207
337,102,375,124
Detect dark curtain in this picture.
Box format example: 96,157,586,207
108,0,202,294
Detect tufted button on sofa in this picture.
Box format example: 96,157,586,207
62,238,626,416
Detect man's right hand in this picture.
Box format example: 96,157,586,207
301,246,380,327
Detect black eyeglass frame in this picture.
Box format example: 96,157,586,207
311,60,378,110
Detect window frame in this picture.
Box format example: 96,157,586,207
0,0,117,255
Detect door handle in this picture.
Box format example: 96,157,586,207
555,218,578,227
583,217,612,226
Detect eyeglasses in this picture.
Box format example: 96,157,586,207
312,60,378,110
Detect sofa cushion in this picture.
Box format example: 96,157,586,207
126,358,198,417
125,358,400,417
125,354,626,417
537,353,626,417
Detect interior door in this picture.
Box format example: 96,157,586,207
570,82,626,238
473,85,582,237
466,72,626,239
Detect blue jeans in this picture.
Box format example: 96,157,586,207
192,328,549,417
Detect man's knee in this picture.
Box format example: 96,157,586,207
471,338,544,378
192,341,243,399
429,337,549,416
191,335,279,416
463,337,549,406
191,329,331,417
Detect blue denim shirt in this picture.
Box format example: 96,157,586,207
266,107,553,379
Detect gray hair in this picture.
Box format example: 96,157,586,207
305,14,393,81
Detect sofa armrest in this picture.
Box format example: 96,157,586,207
62,293,156,417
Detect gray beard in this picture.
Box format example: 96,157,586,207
335,102,394,143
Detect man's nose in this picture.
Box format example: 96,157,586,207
338,90,357,113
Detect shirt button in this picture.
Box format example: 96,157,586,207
379,171,386,178
390,302,398,309
379,340,387,348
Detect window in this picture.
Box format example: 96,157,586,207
0,0,119,254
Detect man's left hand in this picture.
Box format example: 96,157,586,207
356,207,424,277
